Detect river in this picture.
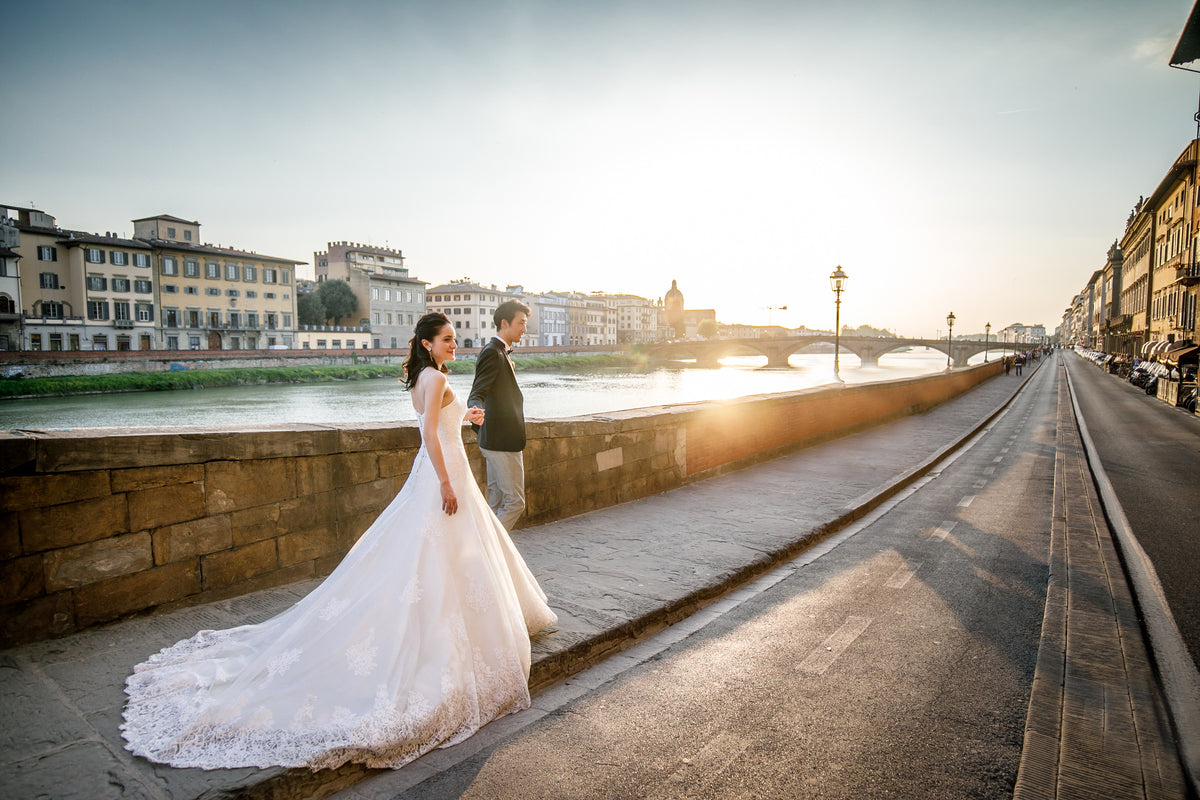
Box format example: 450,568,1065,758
1,351,973,431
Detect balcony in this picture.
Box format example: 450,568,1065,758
1176,262,1200,286
114,319,135,329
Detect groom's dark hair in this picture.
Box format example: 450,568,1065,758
494,299,531,329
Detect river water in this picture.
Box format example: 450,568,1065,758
1,351,972,431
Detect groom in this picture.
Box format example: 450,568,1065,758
469,299,532,530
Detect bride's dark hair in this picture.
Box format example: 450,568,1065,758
402,312,452,391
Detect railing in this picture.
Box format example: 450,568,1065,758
1176,262,1200,285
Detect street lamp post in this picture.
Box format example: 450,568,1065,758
946,311,956,368
829,266,848,379
984,321,991,363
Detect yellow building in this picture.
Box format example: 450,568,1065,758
132,215,304,350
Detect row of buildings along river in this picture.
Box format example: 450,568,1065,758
0,203,726,354
1060,137,1200,377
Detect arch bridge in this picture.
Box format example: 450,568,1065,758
644,335,1020,369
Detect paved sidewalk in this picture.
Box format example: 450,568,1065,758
0,359,1187,800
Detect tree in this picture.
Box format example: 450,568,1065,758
315,279,358,325
297,292,326,326
697,319,719,339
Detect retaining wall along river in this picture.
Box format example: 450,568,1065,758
0,361,1003,647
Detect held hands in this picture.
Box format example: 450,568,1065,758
465,406,485,426
440,480,458,516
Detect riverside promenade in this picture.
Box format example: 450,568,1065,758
1,356,1191,799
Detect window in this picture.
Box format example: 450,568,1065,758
110,251,128,266
162,285,179,294
29,334,42,351
161,257,178,276
38,245,58,261
228,312,240,327
226,264,239,281
184,230,192,241
226,289,239,297
184,286,198,295
265,292,276,299
281,269,290,284
112,278,131,292
166,335,179,349
282,313,291,328
266,313,277,329
166,227,176,238
114,301,131,321
184,260,200,278
317,339,327,349
164,308,181,327
40,272,60,289
209,310,221,327
384,289,391,301
372,288,379,300
87,275,107,291
69,334,80,350
86,248,105,264
206,261,220,279
134,253,150,268
42,301,64,318
206,287,221,296
245,290,257,298
332,340,342,349
87,300,110,320
134,279,152,293
92,334,108,351
186,309,200,327
49,333,63,351
263,268,277,284
136,303,153,322
246,312,258,328
243,265,256,282
188,335,201,349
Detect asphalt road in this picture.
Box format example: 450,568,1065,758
340,343,1062,798
1063,354,1200,668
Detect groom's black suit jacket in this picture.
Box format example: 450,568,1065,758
468,338,525,452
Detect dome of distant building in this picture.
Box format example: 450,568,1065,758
664,280,684,325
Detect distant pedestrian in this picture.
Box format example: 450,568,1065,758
1014,354,1025,376
1004,356,1012,376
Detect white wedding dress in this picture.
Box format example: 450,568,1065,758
121,393,558,770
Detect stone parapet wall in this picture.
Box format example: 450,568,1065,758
0,361,1003,647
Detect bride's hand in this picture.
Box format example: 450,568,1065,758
440,481,458,515
465,406,485,425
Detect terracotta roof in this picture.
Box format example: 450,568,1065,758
145,239,306,265
130,214,200,225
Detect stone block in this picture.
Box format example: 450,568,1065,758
278,526,340,567
75,560,201,628
333,478,395,520
295,454,336,496
152,515,233,564
110,463,203,493
0,512,19,560
340,509,382,547
20,494,128,553
43,533,153,592
205,458,296,514
0,471,111,513
0,592,75,648
0,434,36,477
0,553,45,605
231,503,282,546
277,493,336,535
337,423,420,454
595,446,623,472
202,539,279,589
332,451,379,488
128,481,205,531
378,448,417,479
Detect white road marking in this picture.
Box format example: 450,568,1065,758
799,616,872,674
885,562,921,589
958,495,975,507
933,521,957,540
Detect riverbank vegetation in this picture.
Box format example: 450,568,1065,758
0,353,649,399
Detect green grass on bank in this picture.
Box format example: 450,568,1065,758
0,353,649,400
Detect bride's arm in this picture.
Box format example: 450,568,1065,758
415,371,458,516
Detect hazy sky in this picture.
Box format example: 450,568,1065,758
5,0,1198,336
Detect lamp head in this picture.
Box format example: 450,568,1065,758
829,265,848,293
946,311,956,328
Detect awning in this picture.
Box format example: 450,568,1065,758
1142,340,1164,356
1163,344,1199,365
1172,1,1200,70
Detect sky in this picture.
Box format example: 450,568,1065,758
5,0,1199,338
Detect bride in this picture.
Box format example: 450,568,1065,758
121,312,558,770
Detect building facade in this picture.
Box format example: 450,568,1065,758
0,212,22,350
426,280,522,348
5,207,304,351
313,242,427,349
